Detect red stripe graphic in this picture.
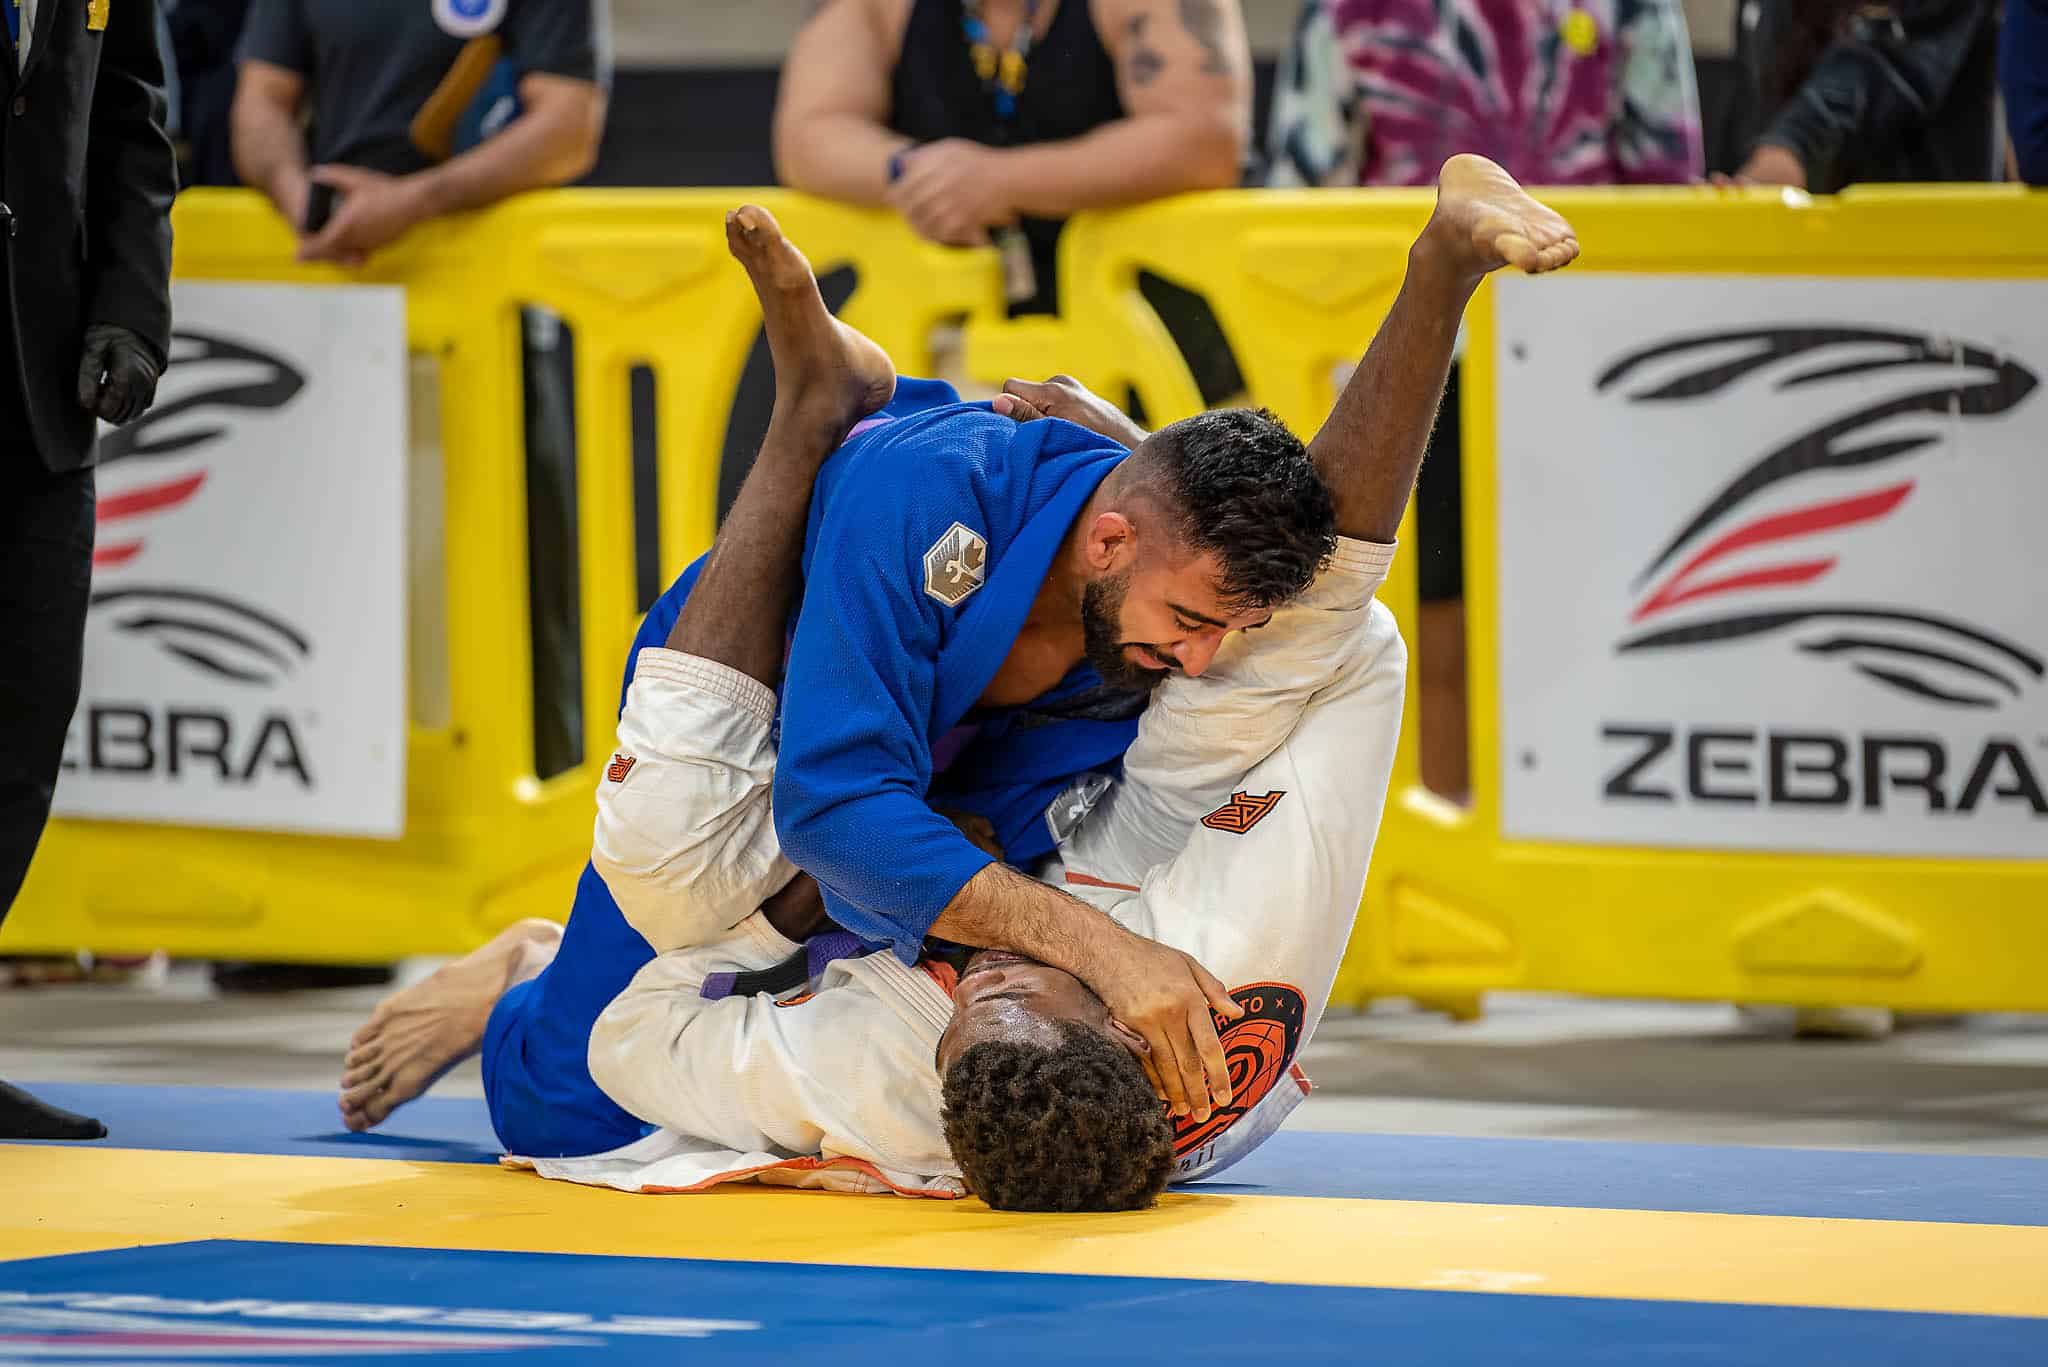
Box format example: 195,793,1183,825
1634,481,1913,623
1064,870,1142,893
96,470,206,522
92,541,143,568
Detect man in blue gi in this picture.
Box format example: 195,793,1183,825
339,157,1579,1161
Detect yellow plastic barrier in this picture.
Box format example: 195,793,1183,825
5,189,1016,963
1058,184,2048,1014
9,184,2047,1022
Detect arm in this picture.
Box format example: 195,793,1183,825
86,0,177,360
297,72,604,262
411,71,605,211
1609,0,1706,183
231,59,311,226
231,0,316,227
1747,0,1993,188
2004,0,2048,185
772,0,912,207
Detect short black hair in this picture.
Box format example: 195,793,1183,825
941,1022,1176,1212
1126,408,1337,611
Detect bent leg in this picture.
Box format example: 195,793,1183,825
340,208,891,1143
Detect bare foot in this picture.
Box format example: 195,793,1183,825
1429,154,1580,279
337,918,561,1132
726,204,896,437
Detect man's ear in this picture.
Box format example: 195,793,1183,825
1086,510,1134,570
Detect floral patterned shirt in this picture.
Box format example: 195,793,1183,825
1266,0,1705,187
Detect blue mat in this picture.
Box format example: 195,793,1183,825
6,1241,2045,1366
11,1082,2048,1225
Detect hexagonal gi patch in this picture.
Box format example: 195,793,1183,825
923,522,988,608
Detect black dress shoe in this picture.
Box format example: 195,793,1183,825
210,962,396,994
0,1079,106,1140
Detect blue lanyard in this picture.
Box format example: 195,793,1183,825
960,0,1041,122
4,0,20,52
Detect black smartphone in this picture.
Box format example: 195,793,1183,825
303,182,340,234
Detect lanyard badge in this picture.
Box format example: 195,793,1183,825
960,0,1043,304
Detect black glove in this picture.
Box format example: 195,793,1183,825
77,323,163,426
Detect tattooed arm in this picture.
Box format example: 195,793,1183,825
996,0,1251,215
773,0,916,206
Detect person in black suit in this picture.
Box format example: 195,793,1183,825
0,0,178,1141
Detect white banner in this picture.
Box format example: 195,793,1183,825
1494,274,2048,859
53,283,408,838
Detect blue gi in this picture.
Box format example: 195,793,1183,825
482,380,1139,1156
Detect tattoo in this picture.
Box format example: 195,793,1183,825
1176,0,1230,75
1124,14,1165,87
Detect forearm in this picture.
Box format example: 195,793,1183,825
930,861,1123,977
776,115,912,207
231,97,309,219
1000,113,1241,216
410,103,598,218
1308,235,1475,543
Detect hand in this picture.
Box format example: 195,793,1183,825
992,375,1150,448
1720,144,1808,190
885,139,1016,247
936,807,1007,862
297,164,433,266
77,324,162,426
1074,923,1242,1123
760,872,836,942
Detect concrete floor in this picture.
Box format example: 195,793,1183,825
4,959,2045,1157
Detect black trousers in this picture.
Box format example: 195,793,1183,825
0,455,95,925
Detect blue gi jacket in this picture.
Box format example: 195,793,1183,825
641,379,1138,963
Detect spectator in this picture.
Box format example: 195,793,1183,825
1266,0,1702,800
1,0,178,1139
168,0,254,187
1729,0,2001,190
231,0,610,265
2003,0,2048,184
773,0,1252,317
220,0,607,992
1266,0,1705,188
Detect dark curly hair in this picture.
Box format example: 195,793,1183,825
1125,408,1337,612
940,1021,1176,1212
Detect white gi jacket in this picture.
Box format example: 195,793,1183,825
507,538,1404,1197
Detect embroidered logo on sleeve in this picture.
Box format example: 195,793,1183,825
604,753,636,783
1200,790,1286,834
923,522,988,607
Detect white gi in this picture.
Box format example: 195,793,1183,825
505,537,1403,1197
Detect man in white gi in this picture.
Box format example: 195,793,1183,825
507,156,1579,1209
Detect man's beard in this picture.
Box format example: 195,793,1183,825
1081,571,1172,694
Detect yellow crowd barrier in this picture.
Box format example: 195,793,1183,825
8,189,1008,965
8,184,2046,1020
1060,185,2048,1014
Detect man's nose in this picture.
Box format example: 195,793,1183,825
1172,632,1223,678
